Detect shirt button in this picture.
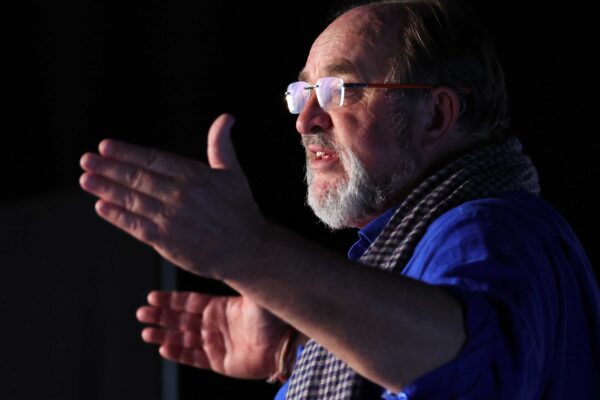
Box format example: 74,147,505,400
381,392,408,400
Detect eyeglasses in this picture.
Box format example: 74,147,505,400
284,76,472,114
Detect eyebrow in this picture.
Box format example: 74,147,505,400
297,59,360,82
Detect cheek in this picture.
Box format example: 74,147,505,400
331,109,372,151
342,120,397,172
330,95,400,169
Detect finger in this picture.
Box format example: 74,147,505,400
136,305,166,324
80,153,180,203
207,113,241,171
97,139,205,179
80,173,164,219
94,200,160,245
146,291,176,308
141,327,201,348
136,306,202,330
159,345,211,370
148,291,212,314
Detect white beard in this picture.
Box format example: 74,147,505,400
304,135,416,230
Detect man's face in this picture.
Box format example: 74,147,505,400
297,7,423,229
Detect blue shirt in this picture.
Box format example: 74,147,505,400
276,190,600,399
347,206,399,261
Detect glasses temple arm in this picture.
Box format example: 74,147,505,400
344,82,472,94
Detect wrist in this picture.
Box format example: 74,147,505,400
267,328,298,384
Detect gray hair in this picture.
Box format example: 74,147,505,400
336,0,510,141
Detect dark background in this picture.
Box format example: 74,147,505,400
2,1,598,399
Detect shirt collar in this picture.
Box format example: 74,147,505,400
347,206,398,261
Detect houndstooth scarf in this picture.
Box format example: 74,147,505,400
285,137,540,399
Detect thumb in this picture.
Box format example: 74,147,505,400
207,113,240,170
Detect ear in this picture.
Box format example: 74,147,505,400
421,87,461,148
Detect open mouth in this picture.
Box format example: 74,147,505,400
315,150,335,160
307,145,340,169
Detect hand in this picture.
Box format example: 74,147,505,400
136,291,291,379
79,114,266,278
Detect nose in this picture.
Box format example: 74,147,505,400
295,91,333,135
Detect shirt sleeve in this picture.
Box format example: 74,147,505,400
385,199,560,400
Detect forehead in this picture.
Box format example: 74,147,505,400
298,7,389,82
298,57,360,82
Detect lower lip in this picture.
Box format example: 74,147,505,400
310,155,340,170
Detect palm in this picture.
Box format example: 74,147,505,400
137,291,289,379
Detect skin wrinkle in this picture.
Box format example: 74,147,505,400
360,3,480,141
298,59,360,83
304,133,386,229
299,6,425,229
75,3,476,392
306,29,374,81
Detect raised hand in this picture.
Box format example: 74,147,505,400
79,114,266,279
137,291,291,379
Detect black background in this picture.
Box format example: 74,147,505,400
3,1,598,399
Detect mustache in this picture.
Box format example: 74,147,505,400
301,133,338,151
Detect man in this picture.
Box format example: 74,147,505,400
79,0,600,398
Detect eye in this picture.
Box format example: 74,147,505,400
342,87,363,102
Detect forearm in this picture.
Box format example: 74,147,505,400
223,223,466,392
